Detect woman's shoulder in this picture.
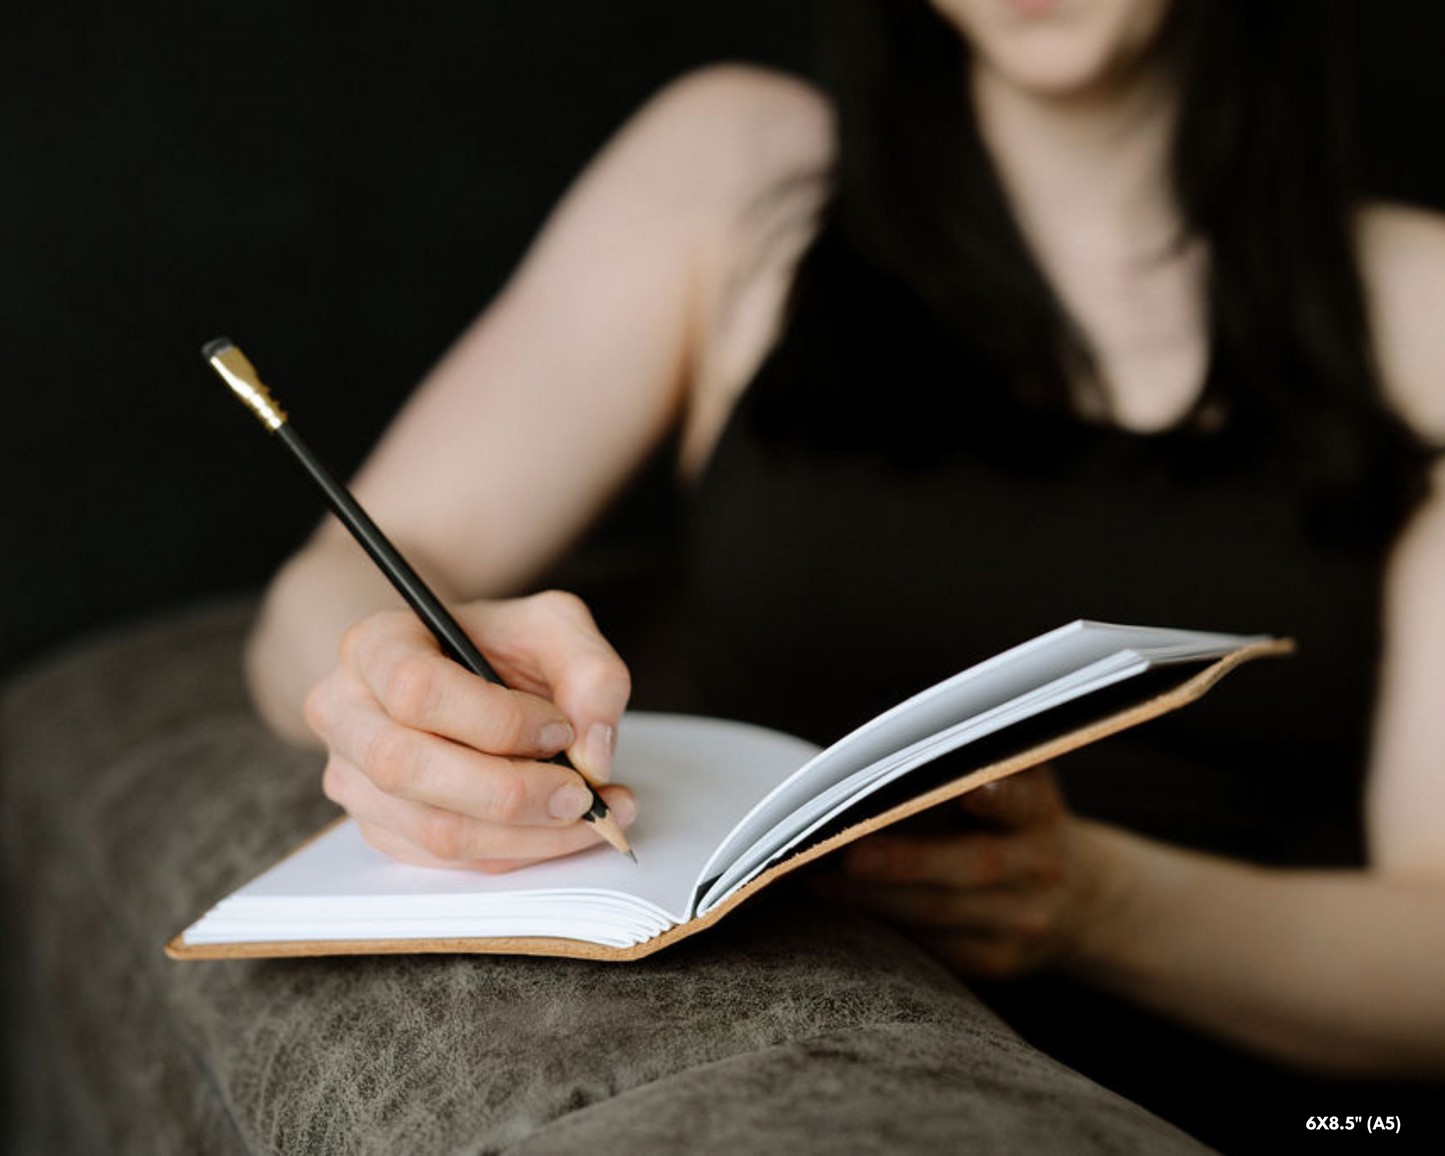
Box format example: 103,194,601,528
524,66,834,294
622,69,836,474
1357,200,1445,443
620,65,834,214
648,63,832,132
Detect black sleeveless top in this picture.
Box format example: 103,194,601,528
686,220,1387,868
670,219,1430,1149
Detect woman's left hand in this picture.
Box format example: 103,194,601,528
822,766,1110,979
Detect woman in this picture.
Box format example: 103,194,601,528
248,0,1445,1144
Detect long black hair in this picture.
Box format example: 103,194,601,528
760,0,1432,544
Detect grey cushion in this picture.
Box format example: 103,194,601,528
1,599,1210,1154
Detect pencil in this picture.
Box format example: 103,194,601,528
202,337,635,862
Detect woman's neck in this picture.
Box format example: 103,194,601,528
972,61,1180,260
971,58,1212,432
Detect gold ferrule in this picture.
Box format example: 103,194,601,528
207,343,288,431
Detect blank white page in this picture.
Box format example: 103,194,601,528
696,621,1262,891
181,713,821,946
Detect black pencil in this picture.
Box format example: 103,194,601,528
203,337,635,862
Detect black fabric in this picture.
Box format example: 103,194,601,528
687,221,1388,867
676,216,1434,1152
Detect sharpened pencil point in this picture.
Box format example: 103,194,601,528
585,800,635,861
578,781,636,861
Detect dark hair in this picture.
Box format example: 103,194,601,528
765,0,1432,544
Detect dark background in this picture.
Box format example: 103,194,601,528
3,0,1444,680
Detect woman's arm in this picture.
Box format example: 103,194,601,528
1069,208,1445,1077
1062,823,1445,1077
830,765,1445,1078
836,469,1445,1077
246,67,832,870
248,66,829,743
250,75,704,742
1073,367,1445,1079
833,204,1445,1078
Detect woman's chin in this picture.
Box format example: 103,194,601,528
934,0,1174,104
975,47,1143,103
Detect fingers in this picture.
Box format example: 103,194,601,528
341,611,577,758
456,591,631,782
956,768,1063,829
825,876,1061,940
308,592,637,874
842,827,1064,889
325,753,638,870
326,590,631,780
317,685,601,827
821,772,1077,980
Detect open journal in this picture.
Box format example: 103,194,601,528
168,620,1290,962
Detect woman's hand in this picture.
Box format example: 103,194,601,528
302,590,638,873
824,767,1111,979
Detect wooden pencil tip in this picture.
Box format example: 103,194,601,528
593,813,635,861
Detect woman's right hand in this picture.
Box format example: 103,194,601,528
302,590,638,873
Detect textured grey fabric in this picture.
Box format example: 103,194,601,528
1,600,1212,1154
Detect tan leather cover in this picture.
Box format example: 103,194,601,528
167,638,1291,962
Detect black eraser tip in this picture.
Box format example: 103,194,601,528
201,336,233,360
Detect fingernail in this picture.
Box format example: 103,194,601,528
609,792,638,826
548,784,592,821
539,719,574,753
581,723,616,783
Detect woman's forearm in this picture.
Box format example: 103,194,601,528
1068,819,1445,1078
